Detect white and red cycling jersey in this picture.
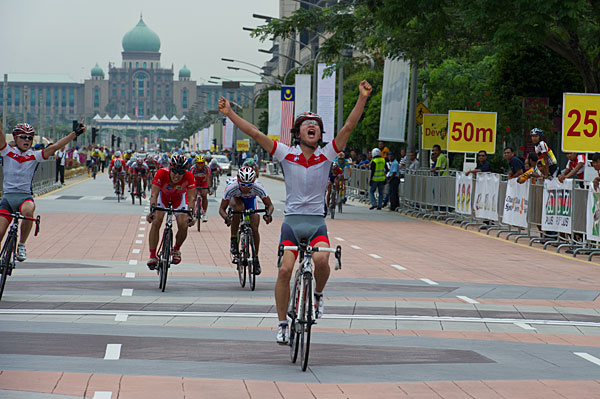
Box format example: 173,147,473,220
146,158,158,170
152,168,196,209
190,164,212,188
131,162,149,176
110,158,127,174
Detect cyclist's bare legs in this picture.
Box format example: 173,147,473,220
174,213,190,248
119,175,125,195
250,214,260,254
275,252,296,321
19,200,35,244
229,198,243,238
148,210,165,251
326,183,333,208
200,189,209,212
0,217,10,242
312,242,331,293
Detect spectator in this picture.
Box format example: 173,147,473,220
369,148,387,210
558,152,585,184
55,145,67,185
504,146,524,179
378,141,390,159
430,144,448,176
100,147,107,172
407,151,420,171
530,128,558,178
593,153,600,190
518,153,541,184
386,152,400,211
466,150,492,176
349,149,358,164
398,148,407,178
357,153,369,169
72,145,80,166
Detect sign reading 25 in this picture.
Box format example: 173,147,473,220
562,93,600,152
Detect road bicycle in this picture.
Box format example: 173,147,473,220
0,212,40,300
328,178,344,219
91,160,99,179
112,173,123,202
277,241,342,371
195,194,207,232
150,203,193,292
230,208,268,291
131,174,144,205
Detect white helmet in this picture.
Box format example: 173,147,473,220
372,148,381,157
114,151,122,157
237,166,257,184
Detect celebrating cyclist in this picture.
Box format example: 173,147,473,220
108,151,127,196
218,166,274,276
190,155,213,223
146,154,197,269
219,80,372,344
0,120,86,261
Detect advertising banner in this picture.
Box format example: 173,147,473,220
317,63,336,143
502,179,530,228
224,117,234,149
294,74,311,115
202,128,210,151
268,90,281,137
422,114,448,150
455,172,473,215
236,140,249,152
447,110,497,153
378,57,410,143
587,186,600,241
474,173,500,221
542,178,573,233
562,92,600,152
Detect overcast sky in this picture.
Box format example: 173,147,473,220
0,0,280,84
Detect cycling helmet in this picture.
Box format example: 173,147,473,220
13,123,35,135
170,154,188,170
237,166,257,184
292,112,324,133
136,157,143,163
530,128,543,136
243,158,255,167
114,151,122,157
195,155,205,163
372,148,381,157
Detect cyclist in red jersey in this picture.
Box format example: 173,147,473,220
326,162,344,210
108,151,127,196
146,154,197,269
189,155,213,223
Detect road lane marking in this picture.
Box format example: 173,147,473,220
515,322,536,330
420,278,438,285
350,245,361,249
391,264,406,271
135,240,142,244
369,254,382,259
335,237,345,241
132,249,140,254
128,260,138,265
104,344,121,360
121,289,133,296
140,216,145,219
139,227,145,231
125,272,135,278
93,392,113,399
140,221,146,225
114,314,128,322
138,234,144,238
457,296,479,304
574,352,600,366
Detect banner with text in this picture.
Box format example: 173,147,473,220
474,173,500,221
422,114,448,150
268,90,281,138
502,179,529,228
562,92,600,152
224,117,234,149
295,74,311,115
208,124,214,151
587,186,600,241
201,128,209,151
317,63,336,143
378,57,410,143
236,140,249,152
447,110,497,153
455,172,473,215
542,178,573,233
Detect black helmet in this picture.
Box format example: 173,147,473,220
170,154,188,170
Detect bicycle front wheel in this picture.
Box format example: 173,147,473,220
248,233,256,291
237,232,246,288
196,198,202,232
289,275,301,363
0,236,15,301
300,273,313,372
159,229,172,292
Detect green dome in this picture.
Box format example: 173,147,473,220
179,65,191,78
91,63,104,77
122,17,161,52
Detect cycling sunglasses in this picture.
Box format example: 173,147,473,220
301,119,320,127
171,168,186,175
17,135,34,141
239,182,253,188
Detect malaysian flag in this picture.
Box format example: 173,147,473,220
280,86,295,145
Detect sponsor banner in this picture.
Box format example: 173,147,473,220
562,92,600,152
268,90,281,137
208,125,214,151
474,173,500,221
455,172,473,215
422,114,448,150
236,140,249,152
294,74,312,115
502,179,530,228
447,110,497,153
224,117,234,149
202,128,210,151
587,186,600,241
317,63,336,143
378,57,410,143
542,178,573,233
268,134,280,141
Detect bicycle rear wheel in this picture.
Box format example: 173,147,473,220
196,198,202,232
300,273,313,371
0,236,15,301
116,179,121,202
248,234,256,291
159,229,172,292
237,232,246,288
329,190,336,219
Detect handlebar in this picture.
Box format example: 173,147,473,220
228,208,269,216
7,213,41,236
277,244,342,270
150,204,193,223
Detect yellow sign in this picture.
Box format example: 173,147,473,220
422,114,448,150
562,92,600,152
268,134,280,141
416,102,431,126
447,110,496,153
236,140,249,151
210,145,215,152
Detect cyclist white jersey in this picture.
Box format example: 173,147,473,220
0,144,46,194
269,140,340,215
223,180,268,201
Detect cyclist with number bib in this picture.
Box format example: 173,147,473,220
108,151,127,196
0,120,86,261
146,155,197,269
219,80,372,344
530,128,558,179
190,155,213,222
219,166,274,275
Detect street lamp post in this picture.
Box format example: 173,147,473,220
226,66,282,84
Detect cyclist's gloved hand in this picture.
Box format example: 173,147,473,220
263,213,273,224
74,122,86,137
224,216,231,226
146,212,154,224
187,216,195,227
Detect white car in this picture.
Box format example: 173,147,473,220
215,155,232,176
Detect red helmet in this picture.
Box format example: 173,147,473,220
292,112,324,133
13,123,35,135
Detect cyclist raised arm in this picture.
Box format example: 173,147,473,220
219,80,372,344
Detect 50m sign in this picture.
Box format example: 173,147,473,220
562,93,600,152
447,111,497,153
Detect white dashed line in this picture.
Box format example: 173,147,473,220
140,216,145,219
391,264,406,271
420,278,438,285
104,344,122,360
350,245,361,250
125,272,135,278
114,314,128,322
335,237,345,241
135,240,142,244
457,296,479,304
121,289,133,296
128,260,138,265
369,254,382,259
132,249,140,254
140,221,146,225
137,234,144,238
93,392,113,399
139,227,145,231
514,322,537,330
574,352,600,366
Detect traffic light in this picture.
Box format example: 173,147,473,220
117,137,121,148
111,134,115,148
91,128,98,144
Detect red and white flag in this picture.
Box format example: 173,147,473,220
280,86,295,145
